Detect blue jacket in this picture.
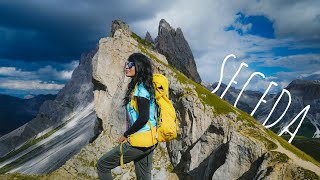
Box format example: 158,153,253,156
126,82,157,133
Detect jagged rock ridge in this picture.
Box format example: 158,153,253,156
153,19,202,84
145,31,154,44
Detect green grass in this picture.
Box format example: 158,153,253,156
293,167,320,180
240,128,278,150
75,152,95,168
0,173,43,180
131,32,154,49
270,151,289,163
281,135,320,162
166,163,174,172
90,160,96,168
237,111,260,128
0,171,97,180
265,128,320,167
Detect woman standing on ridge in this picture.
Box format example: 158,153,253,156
97,52,158,180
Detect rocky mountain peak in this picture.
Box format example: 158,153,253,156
287,79,320,88
159,19,173,31
144,31,154,44
286,79,320,99
110,19,131,37
175,27,184,35
155,19,202,84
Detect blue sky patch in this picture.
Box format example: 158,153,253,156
250,62,292,76
226,12,275,39
272,47,320,56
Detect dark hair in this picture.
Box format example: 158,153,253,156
122,53,154,106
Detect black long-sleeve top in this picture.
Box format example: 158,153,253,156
124,96,150,138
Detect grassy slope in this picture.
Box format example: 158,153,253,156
281,135,320,162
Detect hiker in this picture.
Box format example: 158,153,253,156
97,53,158,180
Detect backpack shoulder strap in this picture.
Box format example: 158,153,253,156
129,83,139,113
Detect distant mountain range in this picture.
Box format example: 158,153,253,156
0,94,56,136
205,80,320,138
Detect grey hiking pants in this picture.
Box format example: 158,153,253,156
97,142,156,180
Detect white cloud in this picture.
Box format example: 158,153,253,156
0,60,78,95
0,67,34,77
301,70,320,78
0,60,78,81
262,54,320,71
37,65,74,80
0,79,64,90
58,70,74,80
64,60,79,70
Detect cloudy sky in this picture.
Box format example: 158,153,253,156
0,0,319,98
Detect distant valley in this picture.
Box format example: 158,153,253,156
0,94,56,136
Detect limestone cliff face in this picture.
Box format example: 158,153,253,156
53,21,319,180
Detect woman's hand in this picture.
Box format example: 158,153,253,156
119,135,127,143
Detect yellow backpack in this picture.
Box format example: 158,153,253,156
120,74,178,168
128,73,178,143
152,74,178,142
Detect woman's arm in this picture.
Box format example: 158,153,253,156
123,96,150,138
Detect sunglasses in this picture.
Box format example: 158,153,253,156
125,62,135,69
